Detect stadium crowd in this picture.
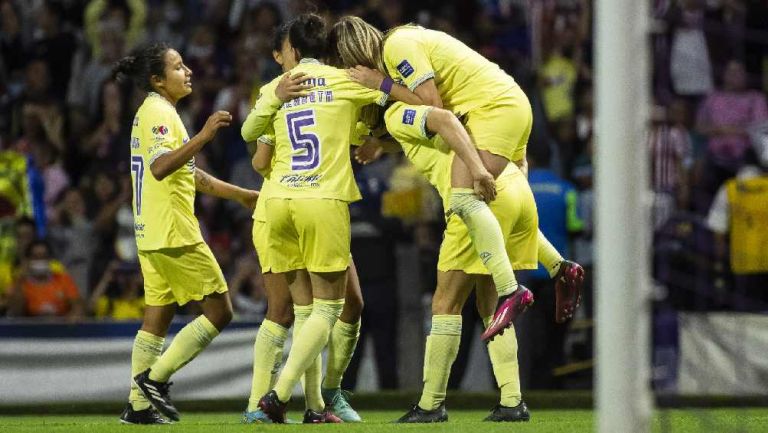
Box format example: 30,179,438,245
1,0,767,389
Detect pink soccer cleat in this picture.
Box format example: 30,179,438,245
554,260,585,323
481,286,534,342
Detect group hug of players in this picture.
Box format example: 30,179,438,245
114,12,585,425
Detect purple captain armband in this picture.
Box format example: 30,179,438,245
379,77,394,94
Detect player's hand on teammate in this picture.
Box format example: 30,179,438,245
237,189,260,211
347,65,385,90
472,168,497,202
275,72,314,102
354,136,384,165
199,111,232,143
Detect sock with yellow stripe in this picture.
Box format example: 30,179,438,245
292,304,324,412
129,330,165,410
538,229,564,278
273,298,345,404
247,319,289,412
149,315,220,382
483,315,522,407
418,315,462,410
449,188,518,296
323,319,361,389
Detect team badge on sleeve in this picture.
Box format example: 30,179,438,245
402,109,416,125
152,125,169,135
397,60,415,78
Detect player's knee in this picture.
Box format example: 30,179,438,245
208,305,233,330
266,304,294,327
431,295,463,315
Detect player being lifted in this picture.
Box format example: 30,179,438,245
240,13,494,424
330,20,535,423
242,23,364,424
334,16,584,341
113,43,259,424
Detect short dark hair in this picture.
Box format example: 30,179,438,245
289,13,327,60
25,239,51,259
272,21,291,52
112,43,171,92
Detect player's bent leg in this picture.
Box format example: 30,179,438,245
324,260,363,422
262,271,346,423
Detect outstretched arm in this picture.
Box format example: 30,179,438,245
195,168,259,211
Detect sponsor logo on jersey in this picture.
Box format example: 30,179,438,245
397,60,414,78
402,109,417,125
133,116,139,126
130,137,140,149
152,125,169,135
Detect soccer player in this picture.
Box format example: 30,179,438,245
242,23,363,424
333,16,584,339
113,43,259,424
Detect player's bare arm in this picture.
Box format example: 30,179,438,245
194,168,259,211
426,108,496,201
347,65,425,106
251,140,274,173
150,111,232,180
354,135,401,165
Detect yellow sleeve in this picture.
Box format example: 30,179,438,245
338,80,388,107
383,31,435,91
384,102,434,144
142,108,178,166
350,121,371,146
242,79,282,143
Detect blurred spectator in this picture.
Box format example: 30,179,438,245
665,0,714,98
649,99,694,228
89,173,132,287
81,80,132,172
517,142,582,390
704,0,746,80
7,239,83,318
538,42,577,125
84,0,146,61
88,259,143,320
0,217,35,312
695,60,768,211
48,188,95,297
28,1,77,102
67,27,126,118
706,148,768,310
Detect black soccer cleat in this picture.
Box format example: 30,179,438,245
395,403,448,423
483,401,531,422
133,369,180,421
257,390,288,424
119,403,172,424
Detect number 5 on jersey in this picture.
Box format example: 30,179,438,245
130,155,144,215
287,109,321,171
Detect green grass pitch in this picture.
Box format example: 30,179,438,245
2,409,768,433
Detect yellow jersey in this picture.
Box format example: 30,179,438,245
726,176,768,273
129,92,203,251
241,59,387,202
383,25,518,114
383,103,453,209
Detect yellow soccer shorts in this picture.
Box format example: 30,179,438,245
252,219,273,273
138,242,228,307
438,171,539,274
464,86,533,162
264,198,351,273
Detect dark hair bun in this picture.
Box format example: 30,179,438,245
289,13,327,59
112,55,138,82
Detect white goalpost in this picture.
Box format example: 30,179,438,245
595,0,653,432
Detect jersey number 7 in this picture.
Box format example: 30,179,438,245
286,109,321,171
130,155,144,215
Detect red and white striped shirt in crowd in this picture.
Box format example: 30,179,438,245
649,124,693,193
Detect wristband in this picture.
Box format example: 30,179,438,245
379,77,394,94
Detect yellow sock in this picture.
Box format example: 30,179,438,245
538,230,564,278
323,319,361,390
149,315,219,382
273,298,344,403
418,315,462,410
247,320,288,412
483,315,522,407
292,305,324,412
450,188,518,296
129,330,164,410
